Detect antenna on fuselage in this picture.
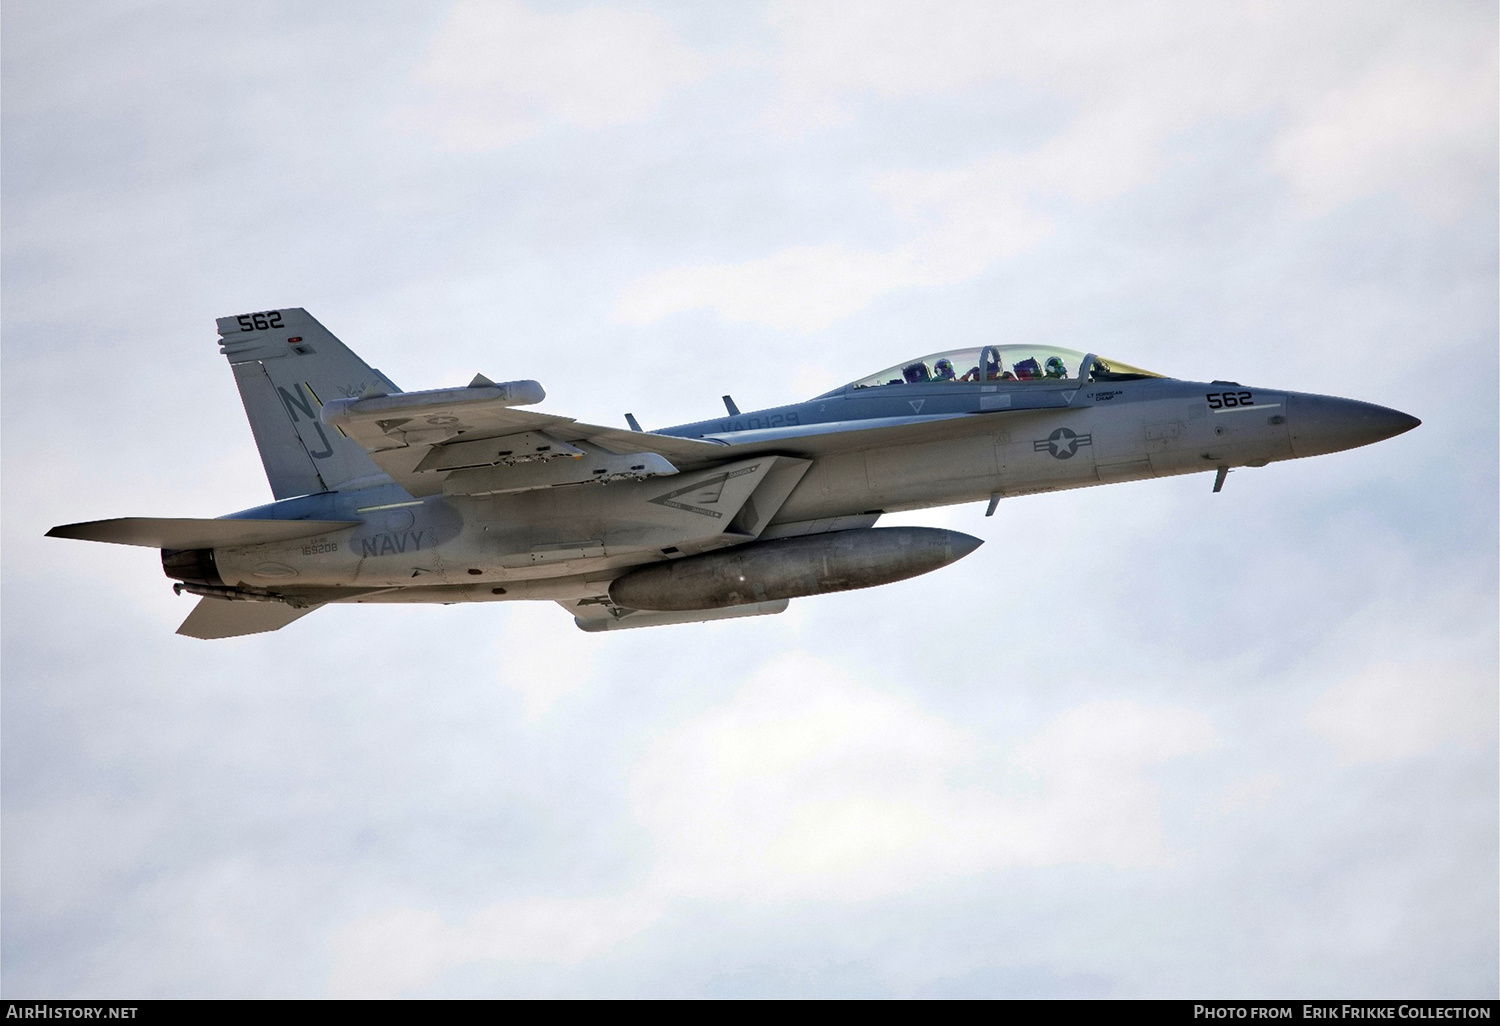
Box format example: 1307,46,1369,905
722,395,740,416
624,413,642,432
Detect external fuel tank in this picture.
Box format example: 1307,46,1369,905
608,526,983,611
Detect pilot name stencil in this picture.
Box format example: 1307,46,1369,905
1034,427,1093,459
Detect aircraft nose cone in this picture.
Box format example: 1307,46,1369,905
1287,394,1421,459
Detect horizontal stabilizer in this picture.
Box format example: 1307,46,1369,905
177,598,321,639
48,517,358,549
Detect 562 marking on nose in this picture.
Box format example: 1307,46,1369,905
1206,391,1253,409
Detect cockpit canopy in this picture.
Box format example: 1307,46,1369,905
847,345,1163,390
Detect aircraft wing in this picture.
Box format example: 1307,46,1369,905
319,381,1081,497
321,385,727,497
557,421,727,460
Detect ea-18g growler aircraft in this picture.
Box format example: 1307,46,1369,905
49,308,1420,638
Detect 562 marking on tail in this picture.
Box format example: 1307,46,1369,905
236,311,285,331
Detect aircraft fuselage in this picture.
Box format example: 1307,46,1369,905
204,375,1412,604
48,310,1420,636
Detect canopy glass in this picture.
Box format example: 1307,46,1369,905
848,345,1163,389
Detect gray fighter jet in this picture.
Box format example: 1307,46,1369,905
49,308,1420,637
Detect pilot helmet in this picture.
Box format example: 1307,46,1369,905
933,358,955,379
1044,357,1067,378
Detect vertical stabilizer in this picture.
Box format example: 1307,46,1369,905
216,308,401,497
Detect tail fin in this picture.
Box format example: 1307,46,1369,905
217,308,402,498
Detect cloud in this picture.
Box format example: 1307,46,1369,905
614,169,1055,332
396,0,709,150
3,799,168,922
494,602,600,719
1218,772,1286,815
327,896,661,998
612,114,1152,331
630,657,1217,900
1305,660,1498,764
1271,58,1498,220
614,1,1497,330
7,1,1494,1000
328,655,1216,995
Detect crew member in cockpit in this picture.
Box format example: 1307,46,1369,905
933,358,957,382
1044,356,1068,379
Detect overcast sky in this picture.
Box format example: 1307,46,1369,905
3,0,1496,999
